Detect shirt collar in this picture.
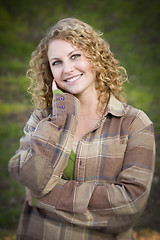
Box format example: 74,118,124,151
104,94,126,117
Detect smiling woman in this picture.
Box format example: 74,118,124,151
27,18,127,113
8,18,155,240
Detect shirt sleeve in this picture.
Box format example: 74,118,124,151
8,93,80,197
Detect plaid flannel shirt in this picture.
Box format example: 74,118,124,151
8,93,155,240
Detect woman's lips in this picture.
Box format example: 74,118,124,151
64,74,83,83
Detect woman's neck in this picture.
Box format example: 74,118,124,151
76,88,101,118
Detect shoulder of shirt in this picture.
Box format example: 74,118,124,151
106,94,152,126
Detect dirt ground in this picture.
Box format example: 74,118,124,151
133,230,160,240
1,230,160,240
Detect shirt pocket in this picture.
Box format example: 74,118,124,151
102,137,128,158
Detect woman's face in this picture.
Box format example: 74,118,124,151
47,39,96,98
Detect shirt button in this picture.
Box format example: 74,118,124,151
60,97,64,101
60,105,65,109
57,126,62,131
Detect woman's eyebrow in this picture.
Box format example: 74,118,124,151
68,50,78,56
49,50,78,62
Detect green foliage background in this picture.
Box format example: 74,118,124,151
0,0,160,236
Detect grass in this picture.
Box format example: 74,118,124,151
0,121,25,230
0,74,32,231
0,104,31,116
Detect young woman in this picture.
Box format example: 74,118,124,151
9,18,155,240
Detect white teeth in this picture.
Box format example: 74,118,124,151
66,75,81,82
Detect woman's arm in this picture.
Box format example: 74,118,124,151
8,92,80,197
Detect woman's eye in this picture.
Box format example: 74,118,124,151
71,54,81,60
52,60,61,66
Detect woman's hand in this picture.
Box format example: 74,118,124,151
52,79,64,94
52,80,58,92
25,187,33,206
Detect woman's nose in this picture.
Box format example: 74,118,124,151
63,61,74,74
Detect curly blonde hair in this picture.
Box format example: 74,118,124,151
27,18,127,112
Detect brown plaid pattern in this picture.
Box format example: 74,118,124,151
9,93,155,240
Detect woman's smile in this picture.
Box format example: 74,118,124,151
64,74,83,84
